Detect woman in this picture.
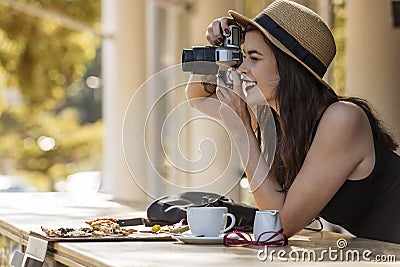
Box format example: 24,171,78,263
185,0,400,243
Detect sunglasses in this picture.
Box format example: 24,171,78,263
223,228,288,247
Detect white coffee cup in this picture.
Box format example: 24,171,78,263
253,210,282,242
187,207,236,237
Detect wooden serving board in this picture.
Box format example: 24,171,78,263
29,231,175,242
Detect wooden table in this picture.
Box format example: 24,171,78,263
0,193,399,266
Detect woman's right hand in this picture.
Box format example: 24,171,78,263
185,17,235,119
206,17,232,46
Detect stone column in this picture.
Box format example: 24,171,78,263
101,0,148,203
346,0,400,144
186,0,245,201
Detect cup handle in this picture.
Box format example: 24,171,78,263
221,213,236,233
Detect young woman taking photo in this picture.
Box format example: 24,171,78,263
185,0,400,243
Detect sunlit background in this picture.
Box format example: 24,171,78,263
0,0,348,197
0,0,399,209
0,0,102,193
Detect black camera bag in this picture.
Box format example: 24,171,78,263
145,191,258,232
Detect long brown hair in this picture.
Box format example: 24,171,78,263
246,26,398,192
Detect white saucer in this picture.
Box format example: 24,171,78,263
174,235,223,244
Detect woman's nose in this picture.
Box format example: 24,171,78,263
238,59,248,74
237,61,250,80
237,60,247,74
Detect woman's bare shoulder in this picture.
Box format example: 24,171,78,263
320,101,369,128
313,100,373,159
309,101,375,181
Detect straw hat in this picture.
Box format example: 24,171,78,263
229,0,336,91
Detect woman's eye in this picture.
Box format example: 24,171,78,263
243,55,258,61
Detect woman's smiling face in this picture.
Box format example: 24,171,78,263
238,30,280,109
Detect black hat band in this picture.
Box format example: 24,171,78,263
254,13,327,78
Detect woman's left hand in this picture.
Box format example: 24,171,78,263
215,68,253,134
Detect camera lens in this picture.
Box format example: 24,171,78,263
182,49,194,72
193,46,216,62
181,47,218,75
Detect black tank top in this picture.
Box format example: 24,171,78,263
317,106,400,244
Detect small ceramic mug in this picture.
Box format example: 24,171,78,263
253,210,282,242
187,207,236,237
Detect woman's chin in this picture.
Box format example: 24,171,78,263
246,96,268,106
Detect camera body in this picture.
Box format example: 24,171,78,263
181,25,242,81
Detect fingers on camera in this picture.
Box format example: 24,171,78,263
207,17,232,46
211,21,224,45
220,18,230,36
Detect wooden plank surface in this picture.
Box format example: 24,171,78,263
51,230,400,267
0,192,399,266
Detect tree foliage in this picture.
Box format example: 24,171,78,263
0,0,101,190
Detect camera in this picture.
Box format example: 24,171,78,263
181,25,243,79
